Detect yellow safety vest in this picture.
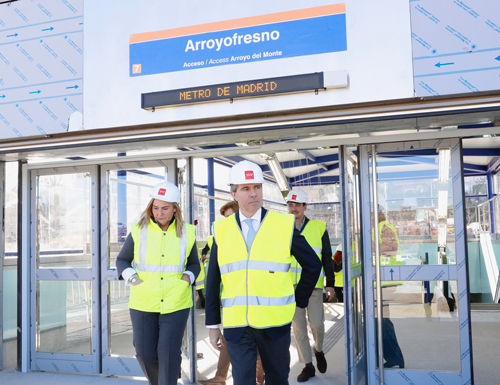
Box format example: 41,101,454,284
129,219,196,314
290,220,326,289
334,270,343,288
214,211,296,329
372,221,403,286
207,235,214,250
196,255,206,290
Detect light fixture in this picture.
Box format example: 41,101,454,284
438,148,450,183
264,154,290,197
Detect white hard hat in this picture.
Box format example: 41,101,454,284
228,160,264,185
336,243,342,252
285,189,308,204
149,181,180,203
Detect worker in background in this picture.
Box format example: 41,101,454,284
332,244,343,302
201,200,264,385
205,160,321,385
373,209,405,369
116,182,200,385
286,189,335,382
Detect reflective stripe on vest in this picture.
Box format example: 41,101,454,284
291,220,326,289
196,262,205,289
129,219,196,314
214,211,296,329
222,294,295,308
220,260,291,275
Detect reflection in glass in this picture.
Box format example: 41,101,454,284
374,151,456,265
107,167,165,268
37,280,92,354
36,173,92,268
376,281,460,371
108,281,135,356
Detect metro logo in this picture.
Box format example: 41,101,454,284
158,188,166,196
245,171,254,180
292,195,297,200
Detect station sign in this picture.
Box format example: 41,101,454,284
130,4,347,76
141,73,324,109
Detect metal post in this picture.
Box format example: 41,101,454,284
487,170,495,233
184,157,197,383
117,153,127,243
207,158,215,230
0,161,5,370
19,161,29,372
370,145,384,385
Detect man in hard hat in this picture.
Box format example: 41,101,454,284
205,160,321,385
286,189,335,382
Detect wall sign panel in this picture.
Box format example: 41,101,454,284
0,0,83,139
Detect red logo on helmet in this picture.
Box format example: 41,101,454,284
292,194,297,200
245,171,254,180
158,188,166,196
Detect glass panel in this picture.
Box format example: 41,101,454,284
374,151,456,265
107,167,165,268
377,281,460,371
37,280,92,354
36,173,92,269
108,281,134,356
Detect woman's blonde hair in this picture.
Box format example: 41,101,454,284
138,198,184,237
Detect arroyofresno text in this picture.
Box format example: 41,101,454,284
185,30,280,52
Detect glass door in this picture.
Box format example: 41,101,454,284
340,146,366,385
100,159,177,376
30,165,99,373
359,139,473,385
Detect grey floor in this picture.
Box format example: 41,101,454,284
1,307,499,384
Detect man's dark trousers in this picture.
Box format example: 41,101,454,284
226,326,291,385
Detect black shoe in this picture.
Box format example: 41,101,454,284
384,361,404,369
315,350,327,373
297,366,315,382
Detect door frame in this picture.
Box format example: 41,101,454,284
358,139,474,385
340,145,367,385
29,165,100,373
100,159,181,377
0,161,4,369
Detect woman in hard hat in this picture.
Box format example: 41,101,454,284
116,181,200,385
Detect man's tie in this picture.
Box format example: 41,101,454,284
245,219,257,249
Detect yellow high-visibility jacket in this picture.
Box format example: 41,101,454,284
129,219,196,314
214,211,296,329
291,220,326,289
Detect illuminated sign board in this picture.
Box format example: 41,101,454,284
141,72,324,109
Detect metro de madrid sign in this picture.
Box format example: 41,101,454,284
129,4,347,76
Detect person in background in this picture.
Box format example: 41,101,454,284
205,160,321,385
116,182,200,385
332,244,343,303
286,189,335,382
373,210,405,369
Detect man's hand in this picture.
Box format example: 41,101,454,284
130,274,143,286
209,328,226,351
325,286,335,302
181,273,191,283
